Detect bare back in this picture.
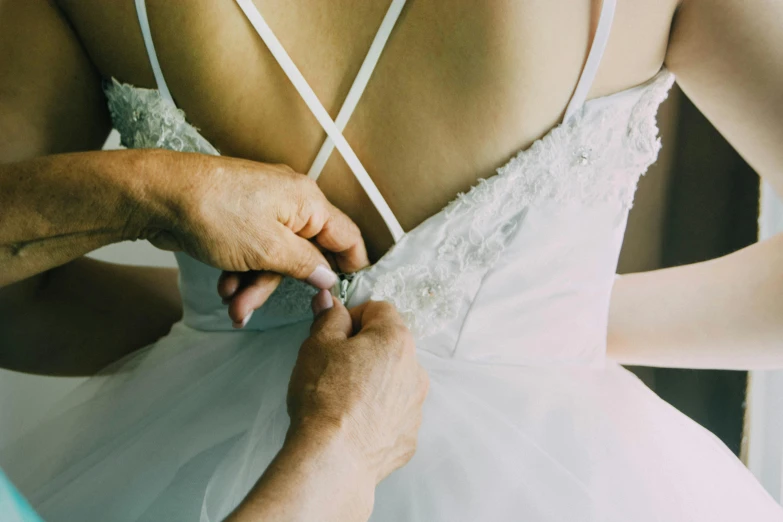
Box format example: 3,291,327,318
56,0,678,258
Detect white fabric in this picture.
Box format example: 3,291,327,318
307,0,407,181
3,4,782,521
234,0,405,242
5,66,782,522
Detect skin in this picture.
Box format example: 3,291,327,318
1,0,782,518
47,0,678,256
0,148,369,373
610,0,783,369
16,0,776,371
0,0,680,371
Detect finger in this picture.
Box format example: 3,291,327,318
292,188,370,273
311,289,334,317
349,300,414,353
229,272,283,327
309,298,352,342
218,271,241,300
258,223,339,290
312,205,370,273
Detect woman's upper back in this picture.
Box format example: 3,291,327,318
56,0,679,257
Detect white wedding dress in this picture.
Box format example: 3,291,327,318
3,0,782,520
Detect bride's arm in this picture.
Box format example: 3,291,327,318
0,0,184,374
607,0,783,370
609,233,783,369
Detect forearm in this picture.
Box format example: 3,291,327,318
0,149,172,287
0,257,182,376
226,421,375,522
608,232,783,370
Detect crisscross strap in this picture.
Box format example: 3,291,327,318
134,0,406,242
134,0,175,104
235,0,406,242
307,0,407,181
563,0,616,121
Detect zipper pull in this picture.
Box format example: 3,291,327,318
335,273,355,305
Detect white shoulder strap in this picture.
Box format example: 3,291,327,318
235,0,405,242
563,0,616,120
307,0,406,181
134,0,175,105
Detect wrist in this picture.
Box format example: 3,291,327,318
120,148,186,242
285,417,376,519
288,415,376,480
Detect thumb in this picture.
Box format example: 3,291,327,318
260,223,339,290
309,297,352,342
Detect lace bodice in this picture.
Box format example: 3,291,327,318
103,0,675,366
104,68,674,365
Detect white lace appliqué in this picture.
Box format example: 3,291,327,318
103,72,675,334
372,71,675,337
104,78,218,155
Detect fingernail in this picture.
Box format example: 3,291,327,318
311,289,333,316
306,265,338,290
233,310,253,329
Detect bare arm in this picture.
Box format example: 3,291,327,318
608,0,783,369
0,0,184,374
0,257,181,376
0,150,176,287
227,422,375,522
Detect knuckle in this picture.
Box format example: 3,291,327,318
391,323,415,348
375,322,410,351
291,257,313,279
258,235,283,263
371,300,397,316
293,173,320,196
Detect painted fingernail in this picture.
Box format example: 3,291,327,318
311,289,334,317
306,264,338,290
233,310,253,329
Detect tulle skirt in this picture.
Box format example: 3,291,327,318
2,321,781,521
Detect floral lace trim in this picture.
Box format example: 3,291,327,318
104,73,675,334
372,71,675,338
103,78,218,155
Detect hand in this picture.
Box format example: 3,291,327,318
288,296,429,484
136,151,369,327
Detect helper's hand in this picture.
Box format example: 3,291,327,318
226,297,427,522
288,296,429,484
137,151,369,327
